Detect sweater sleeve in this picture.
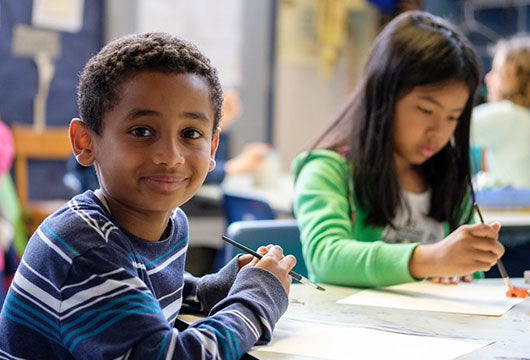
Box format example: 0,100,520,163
175,267,288,358
64,250,286,360
181,256,240,314
292,150,418,288
183,257,288,345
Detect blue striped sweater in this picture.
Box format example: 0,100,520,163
0,191,288,359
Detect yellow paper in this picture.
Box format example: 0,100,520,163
337,281,524,316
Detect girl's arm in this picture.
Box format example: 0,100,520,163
292,151,418,288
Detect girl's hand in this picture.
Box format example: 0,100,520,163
410,222,503,279
428,274,473,284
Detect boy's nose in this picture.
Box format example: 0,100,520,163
153,137,185,166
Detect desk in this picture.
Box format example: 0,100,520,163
480,208,530,249
481,208,530,228
250,279,530,359
196,173,295,214
187,174,294,253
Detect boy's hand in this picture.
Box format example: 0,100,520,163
239,245,296,294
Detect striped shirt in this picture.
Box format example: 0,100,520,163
0,191,288,359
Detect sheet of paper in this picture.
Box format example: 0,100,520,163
252,318,492,360
337,281,525,316
137,0,243,88
32,0,84,33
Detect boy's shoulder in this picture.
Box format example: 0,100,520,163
36,191,122,256
43,192,188,251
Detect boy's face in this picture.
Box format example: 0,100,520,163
79,72,218,219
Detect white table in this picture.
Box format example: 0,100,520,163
480,208,530,250
195,173,295,214
250,279,530,359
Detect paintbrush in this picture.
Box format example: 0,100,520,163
473,203,513,293
222,235,325,291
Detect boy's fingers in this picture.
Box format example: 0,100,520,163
263,245,284,258
257,246,268,255
281,254,297,269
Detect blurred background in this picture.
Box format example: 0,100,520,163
2,0,530,201
2,0,530,276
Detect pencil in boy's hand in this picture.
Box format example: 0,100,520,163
221,236,325,291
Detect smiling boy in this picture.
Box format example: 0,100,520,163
0,32,295,359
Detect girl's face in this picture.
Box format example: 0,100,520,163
393,82,469,169
485,51,516,102
83,72,218,236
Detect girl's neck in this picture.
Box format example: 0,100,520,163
393,155,426,194
398,167,426,193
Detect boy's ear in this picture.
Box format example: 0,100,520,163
209,129,220,172
69,118,95,166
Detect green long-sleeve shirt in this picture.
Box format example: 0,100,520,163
292,149,473,288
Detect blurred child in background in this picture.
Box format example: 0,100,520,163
472,35,530,188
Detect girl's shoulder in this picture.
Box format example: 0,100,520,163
474,100,530,119
291,149,349,176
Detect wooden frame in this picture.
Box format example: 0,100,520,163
11,124,72,234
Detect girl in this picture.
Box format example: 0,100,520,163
292,10,504,288
472,35,530,188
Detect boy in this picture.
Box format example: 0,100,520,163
0,32,295,359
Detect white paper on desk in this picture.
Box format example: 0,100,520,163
337,281,525,316
252,318,492,360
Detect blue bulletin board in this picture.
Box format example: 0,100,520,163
0,0,104,200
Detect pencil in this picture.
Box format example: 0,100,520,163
221,235,326,291
473,203,513,293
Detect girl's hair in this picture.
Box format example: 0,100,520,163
308,10,481,230
492,34,530,107
77,32,224,135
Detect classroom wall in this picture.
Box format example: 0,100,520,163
273,1,377,169
424,0,530,100
104,0,377,172
107,0,274,160
3,0,530,203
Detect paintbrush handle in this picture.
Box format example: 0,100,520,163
473,203,513,291
496,259,513,291
221,236,325,291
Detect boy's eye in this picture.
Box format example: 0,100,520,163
182,129,203,139
130,127,152,137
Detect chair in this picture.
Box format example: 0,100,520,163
221,189,277,225
12,124,72,236
224,219,308,278
212,189,278,271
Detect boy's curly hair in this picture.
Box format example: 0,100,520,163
77,32,223,135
